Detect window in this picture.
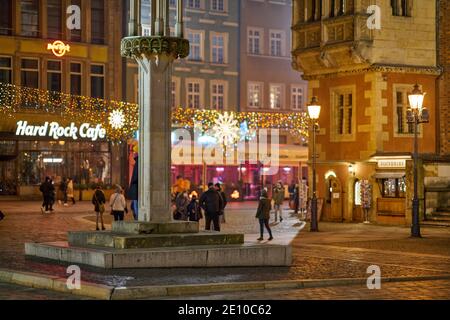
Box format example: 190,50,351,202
47,0,62,39
248,28,262,55
187,0,201,9
187,81,201,109
330,0,346,17
0,0,12,35
211,34,225,64
21,0,39,37
306,0,321,21
21,58,39,89
171,78,181,109
330,86,355,140
270,31,284,57
395,86,414,134
91,0,105,44
211,0,225,12
391,0,410,17
90,64,105,99
211,82,226,111
187,31,202,61
335,92,353,135
70,62,82,95
248,82,262,109
47,60,62,92
169,0,176,7
381,178,406,198
0,57,12,84
270,85,282,109
141,0,151,25
291,86,304,110
70,0,82,42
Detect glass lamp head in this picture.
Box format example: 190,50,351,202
308,97,321,120
408,84,425,111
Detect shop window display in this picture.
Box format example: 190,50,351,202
14,141,112,188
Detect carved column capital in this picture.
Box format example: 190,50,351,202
121,36,190,60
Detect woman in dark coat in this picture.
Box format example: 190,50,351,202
255,188,273,241
92,185,106,231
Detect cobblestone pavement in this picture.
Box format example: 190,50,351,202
0,201,450,289
0,282,91,300
160,280,450,300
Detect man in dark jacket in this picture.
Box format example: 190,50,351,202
39,177,55,213
127,155,138,221
199,183,223,231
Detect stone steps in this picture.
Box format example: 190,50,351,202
25,241,292,268
68,231,244,249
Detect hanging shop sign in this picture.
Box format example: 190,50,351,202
47,40,71,57
377,159,406,169
15,121,106,142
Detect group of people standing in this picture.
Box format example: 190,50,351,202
39,177,75,214
173,182,227,232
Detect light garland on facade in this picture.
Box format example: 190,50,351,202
0,83,310,142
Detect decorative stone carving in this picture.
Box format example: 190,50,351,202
121,36,190,60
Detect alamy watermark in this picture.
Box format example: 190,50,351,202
367,265,382,290
66,265,81,290
367,5,382,30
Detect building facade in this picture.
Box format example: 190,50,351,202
0,0,128,199
292,0,441,224
125,0,309,200
240,0,309,190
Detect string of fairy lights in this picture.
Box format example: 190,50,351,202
0,83,309,142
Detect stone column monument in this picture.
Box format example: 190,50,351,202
122,0,189,223
25,0,291,269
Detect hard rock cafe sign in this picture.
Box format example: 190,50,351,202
47,41,71,57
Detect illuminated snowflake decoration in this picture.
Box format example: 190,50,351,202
108,109,125,129
212,112,240,147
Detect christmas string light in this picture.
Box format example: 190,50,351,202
0,83,309,141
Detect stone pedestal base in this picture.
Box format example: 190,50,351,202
24,221,292,269
25,241,292,268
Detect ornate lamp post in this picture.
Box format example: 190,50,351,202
407,84,429,238
308,97,321,232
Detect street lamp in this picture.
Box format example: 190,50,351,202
407,84,429,238
308,97,321,232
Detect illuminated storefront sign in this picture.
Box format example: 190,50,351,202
15,121,106,142
377,159,406,169
47,40,71,57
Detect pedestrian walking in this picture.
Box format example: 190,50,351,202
67,178,76,205
39,177,55,213
215,183,227,224
110,185,127,222
60,178,68,206
272,181,285,222
187,195,203,222
256,189,273,241
92,185,106,231
199,183,223,232
174,191,190,220
127,154,139,220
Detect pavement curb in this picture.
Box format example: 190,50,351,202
2,268,450,300
0,269,113,300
